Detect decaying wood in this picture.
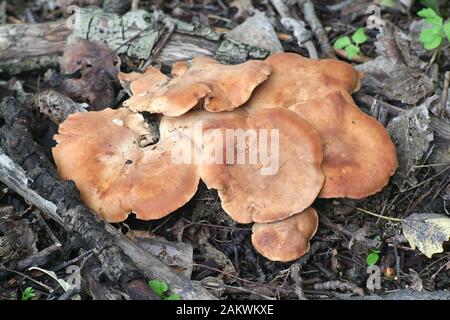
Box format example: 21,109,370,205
0,7,268,75
0,97,215,300
30,90,88,125
0,21,71,75
354,92,450,143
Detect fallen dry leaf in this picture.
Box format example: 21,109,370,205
227,11,283,53
402,213,450,258
58,39,121,110
387,105,434,190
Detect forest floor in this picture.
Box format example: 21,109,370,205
0,0,449,300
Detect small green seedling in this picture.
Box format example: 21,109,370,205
21,287,36,301
417,8,450,50
366,249,380,266
334,28,368,59
148,279,181,300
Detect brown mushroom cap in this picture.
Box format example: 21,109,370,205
246,52,363,110
52,108,199,222
289,91,398,199
120,57,272,116
251,207,319,262
181,108,324,224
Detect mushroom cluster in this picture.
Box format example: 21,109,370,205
53,53,398,262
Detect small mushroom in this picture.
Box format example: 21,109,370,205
246,52,363,110
251,207,319,262
289,91,398,199
119,57,272,116
52,108,200,222
162,108,325,224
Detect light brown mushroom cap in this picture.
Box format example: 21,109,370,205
246,52,363,110
118,66,168,96
289,91,398,199
197,108,325,224
160,108,325,223
171,61,190,77
52,108,199,222
120,57,272,116
251,207,319,262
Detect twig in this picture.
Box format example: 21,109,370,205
0,151,64,226
354,206,405,222
297,0,336,58
439,71,450,118
393,238,401,276
52,250,94,273
334,201,405,222
141,23,176,71
0,267,53,292
290,263,307,300
194,263,293,295
312,280,364,296
34,211,61,245
270,0,318,58
15,243,62,271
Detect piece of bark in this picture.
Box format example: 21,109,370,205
387,105,434,189
354,93,450,143
0,7,268,75
14,244,62,271
103,0,131,14
30,90,88,125
0,20,70,75
81,256,124,300
127,231,194,278
227,11,283,53
0,97,214,300
356,22,434,105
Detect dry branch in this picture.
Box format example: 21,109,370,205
0,7,268,75
0,97,215,300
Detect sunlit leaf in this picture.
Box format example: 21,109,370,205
334,36,351,49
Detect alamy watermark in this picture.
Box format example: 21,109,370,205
170,121,280,176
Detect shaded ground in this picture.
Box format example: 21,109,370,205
0,0,449,300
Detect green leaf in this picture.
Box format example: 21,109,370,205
148,279,168,297
345,44,360,59
419,27,443,49
164,293,182,300
443,22,450,42
366,252,380,266
419,0,440,15
334,36,352,49
352,28,368,45
417,8,443,26
21,287,36,301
